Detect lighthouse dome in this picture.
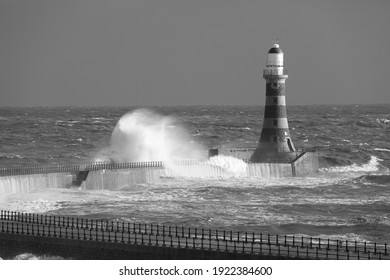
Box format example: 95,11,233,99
268,43,283,54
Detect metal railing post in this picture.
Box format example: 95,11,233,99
306,246,309,259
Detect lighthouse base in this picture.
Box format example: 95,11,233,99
218,148,319,177
249,149,298,163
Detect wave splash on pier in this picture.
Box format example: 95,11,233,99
206,155,247,176
95,109,205,166
319,155,385,173
93,109,248,178
164,155,248,178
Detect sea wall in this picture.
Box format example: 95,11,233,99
0,173,72,196
83,168,163,190
0,153,318,195
247,163,293,178
292,152,319,177
222,149,255,161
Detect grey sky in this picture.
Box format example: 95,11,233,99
0,0,389,106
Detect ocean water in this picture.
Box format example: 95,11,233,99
1,105,390,259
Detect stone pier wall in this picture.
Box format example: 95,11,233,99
0,153,318,195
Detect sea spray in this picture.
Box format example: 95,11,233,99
95,109,205,165
206,155,247,177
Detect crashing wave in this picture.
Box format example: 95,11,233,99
319,156,383,173
206,155,247,176
95,109,205,164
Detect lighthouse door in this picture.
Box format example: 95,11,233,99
287,138,294,152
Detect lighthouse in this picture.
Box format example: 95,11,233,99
250,41,296,163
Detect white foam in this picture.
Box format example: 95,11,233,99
319,156,382,173
162,156,248,179
374,148,390,153
95,109,205,164
3,199,63,213
296,233,370,243
376,118,390,124
13,253,64,260
206,155,247,176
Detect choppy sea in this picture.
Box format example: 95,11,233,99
1,105,390,259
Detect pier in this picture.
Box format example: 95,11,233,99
0,210,388,260
0,149,318,195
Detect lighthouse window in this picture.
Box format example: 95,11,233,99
273,97,278,104
273,120,278,126
273,83,278,87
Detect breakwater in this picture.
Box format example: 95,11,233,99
0,210,387,260
0,152,318,195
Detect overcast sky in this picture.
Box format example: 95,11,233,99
0,0,389,106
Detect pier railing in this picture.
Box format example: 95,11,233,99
0,159,204,177
0,144,369,177
0,210,388,260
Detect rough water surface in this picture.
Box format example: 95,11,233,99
1,105,390,259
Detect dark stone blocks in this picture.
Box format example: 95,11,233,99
263,106,288,118
259,128,291,141
266,84,285,96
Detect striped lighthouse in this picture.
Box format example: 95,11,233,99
250,41,296,163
